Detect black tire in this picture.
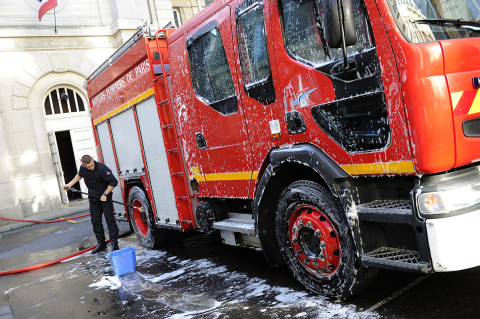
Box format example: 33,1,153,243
128,186,168,249
274,180,377,299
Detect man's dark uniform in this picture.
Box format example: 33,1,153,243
78,161,119,246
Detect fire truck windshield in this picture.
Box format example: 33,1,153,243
387,0,480,43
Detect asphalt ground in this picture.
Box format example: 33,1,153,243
1,205,480,318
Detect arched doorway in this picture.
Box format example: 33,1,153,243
43,85,97,204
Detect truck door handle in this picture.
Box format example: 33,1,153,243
195,133,207,150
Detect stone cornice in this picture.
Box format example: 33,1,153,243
0,36,117,51
0,26,118,38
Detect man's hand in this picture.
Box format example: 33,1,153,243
64,174,82,191
101,194,107,202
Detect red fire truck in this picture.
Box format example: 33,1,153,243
85,0,480,298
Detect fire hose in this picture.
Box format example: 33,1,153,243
0,213,91,224
0,188,141,276
65,187,144,212
0,231,131,276
0,188,142,224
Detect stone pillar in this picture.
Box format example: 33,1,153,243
0,115,22,219
155,0,175,29
110,0,152,45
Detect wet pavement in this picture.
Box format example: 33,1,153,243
1,213,480,318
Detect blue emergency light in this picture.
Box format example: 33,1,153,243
474,76,480,89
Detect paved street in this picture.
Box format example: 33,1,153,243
1,212,480,318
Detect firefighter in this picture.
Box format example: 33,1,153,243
64,155,120,253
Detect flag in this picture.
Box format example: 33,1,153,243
38,0,58,21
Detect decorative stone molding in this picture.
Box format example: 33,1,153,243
2,37,116,51
12,51,97,111
49,52,68,72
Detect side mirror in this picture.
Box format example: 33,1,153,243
323,0,356,49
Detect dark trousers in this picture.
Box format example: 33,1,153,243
89,199,119,243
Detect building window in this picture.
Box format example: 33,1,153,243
44,88,85,116
187,26,238,115
467,0,480,19
173,8,182,27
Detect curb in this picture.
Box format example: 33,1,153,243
0,200,89,234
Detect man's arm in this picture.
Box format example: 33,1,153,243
101,185,115,202
64,174,82,189
100,165,118,202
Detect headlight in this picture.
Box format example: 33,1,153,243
418,184,480,216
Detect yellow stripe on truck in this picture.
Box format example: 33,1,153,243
451,91,464,110
191,162,415,182
93,88,155,125
467,90,480,115
205,171,254,181
341,161,415,175
191,167,259,182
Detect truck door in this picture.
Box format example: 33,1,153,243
267,0,394,155
231,0,283,198
185,6,254,198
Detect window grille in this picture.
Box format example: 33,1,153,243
44,88,85,116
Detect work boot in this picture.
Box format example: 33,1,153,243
91,242,107,254
110,240,119,252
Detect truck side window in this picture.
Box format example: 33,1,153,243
236,2,276,105
188,27,238,115
279,0,373,68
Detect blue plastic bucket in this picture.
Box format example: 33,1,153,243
109,247,136,276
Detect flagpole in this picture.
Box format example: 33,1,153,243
54,8,57,33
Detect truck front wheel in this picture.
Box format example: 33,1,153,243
128,186,168,249
274,180,377,299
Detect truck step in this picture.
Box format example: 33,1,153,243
361,247,430,272
356,199,412,214
213,218,256,235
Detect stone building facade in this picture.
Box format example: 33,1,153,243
0,0,206,219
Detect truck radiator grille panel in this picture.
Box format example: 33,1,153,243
357,200,412,214
362,247,430,272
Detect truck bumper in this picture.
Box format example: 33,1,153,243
427,209,480,272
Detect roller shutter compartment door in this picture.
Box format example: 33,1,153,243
109,108,144,174
136,97,178,224
96,122,125,215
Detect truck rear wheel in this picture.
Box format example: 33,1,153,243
128,186,168,249
274,180,377,299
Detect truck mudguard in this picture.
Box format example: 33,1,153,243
254,143,350,266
